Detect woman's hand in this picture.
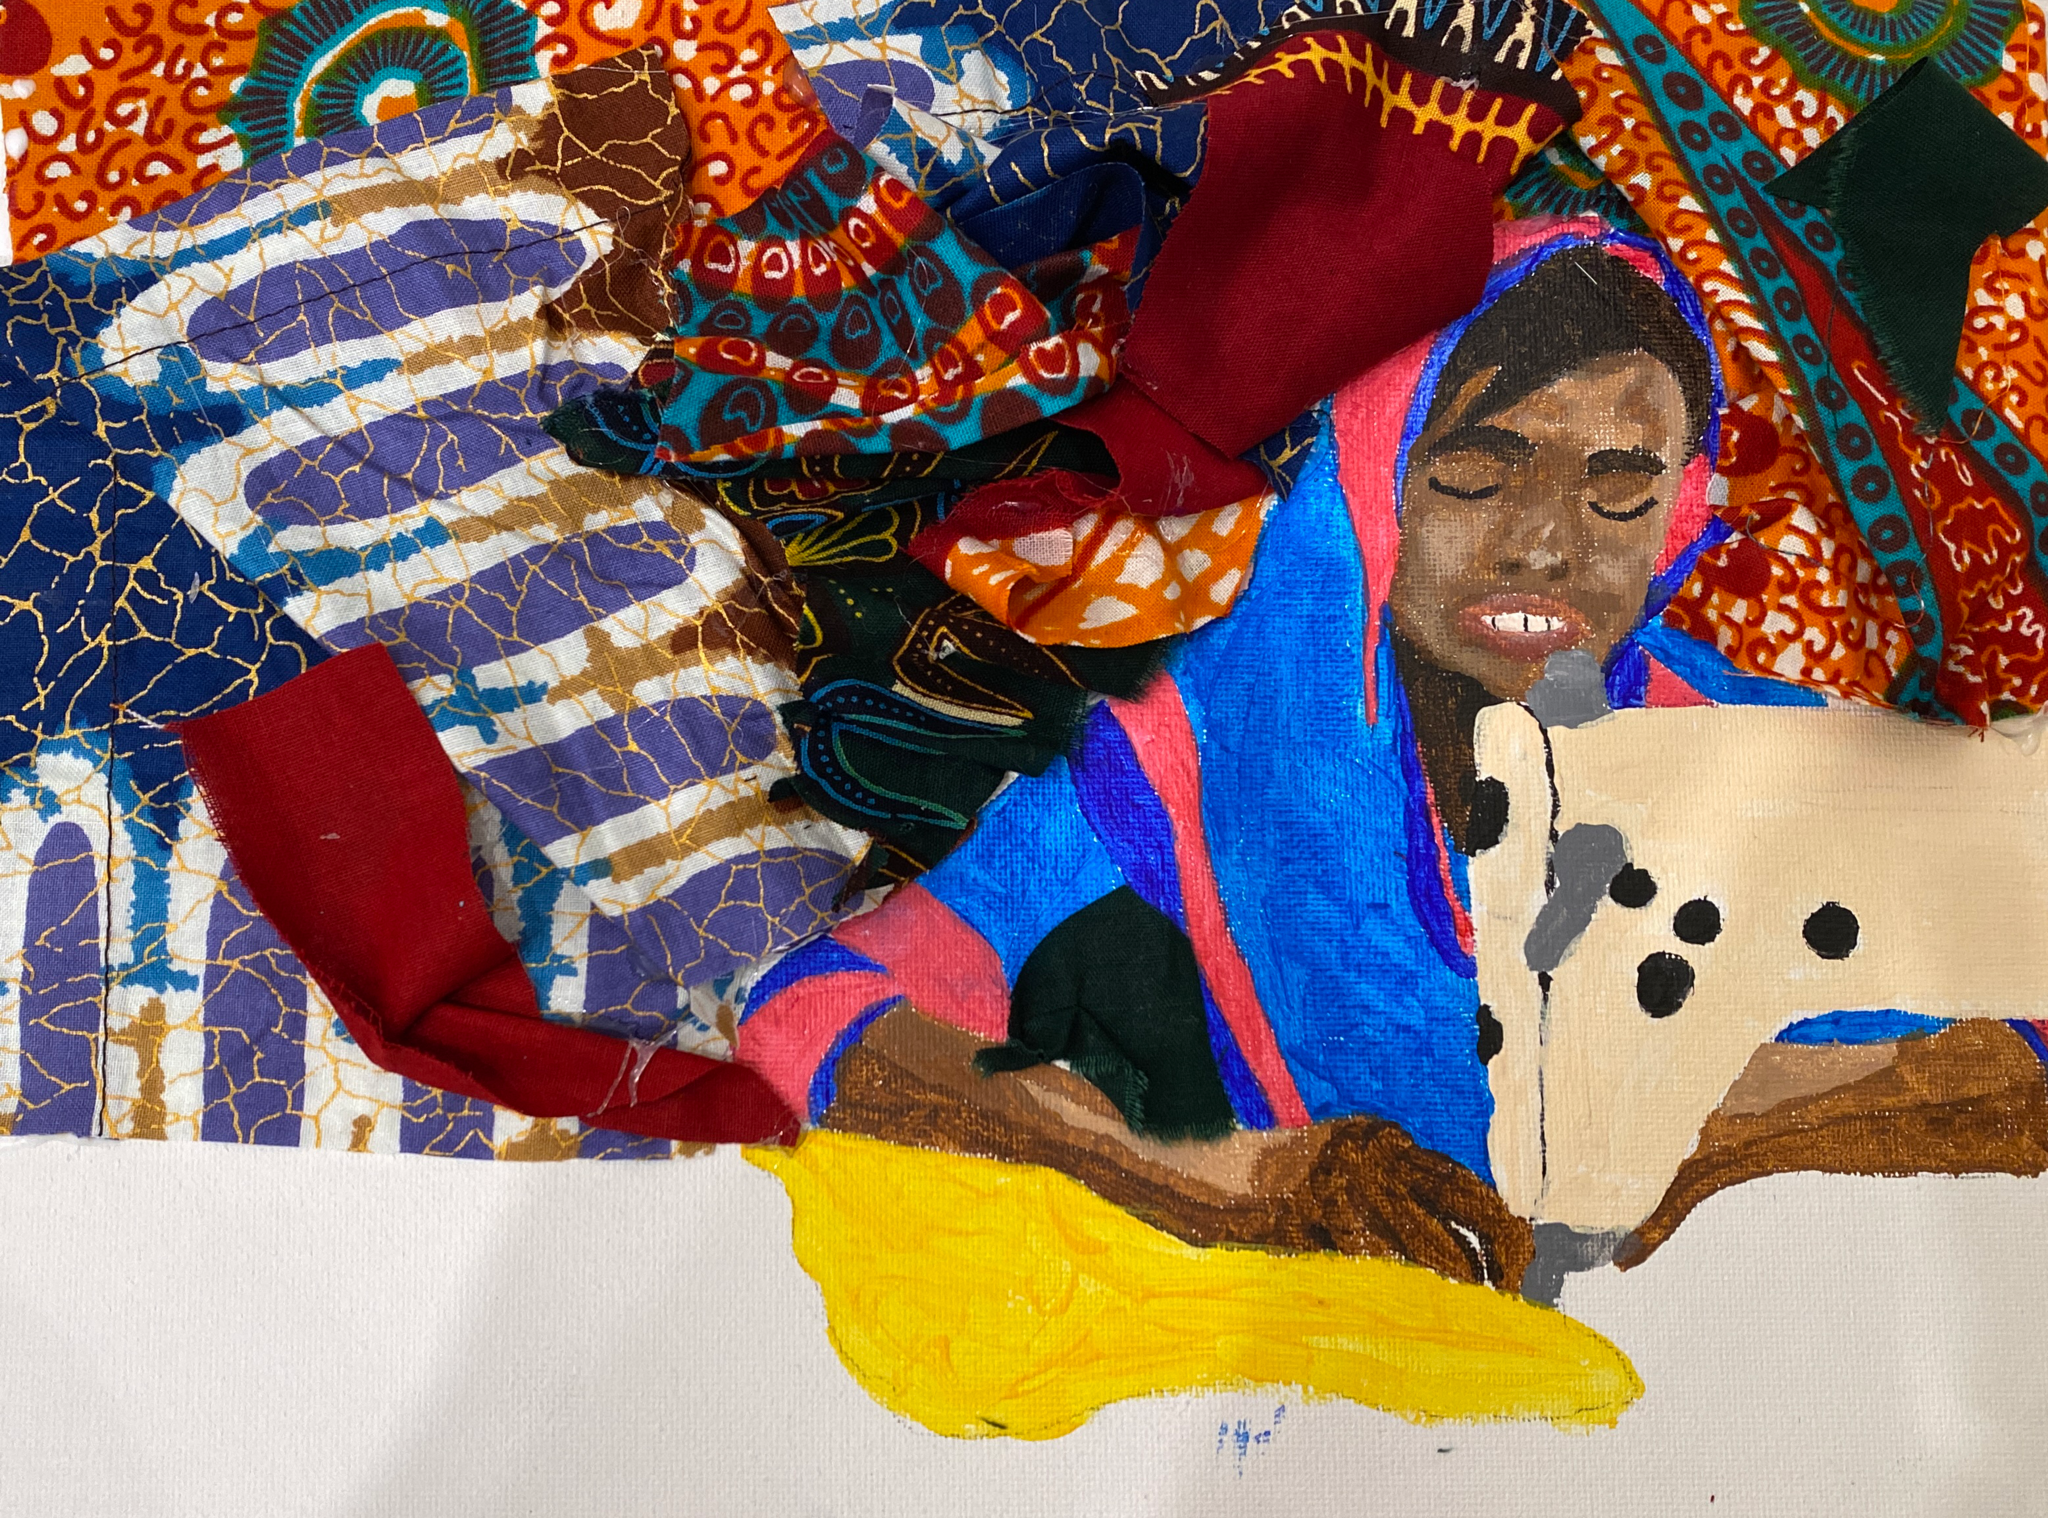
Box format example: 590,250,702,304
1278,1116,1535,1289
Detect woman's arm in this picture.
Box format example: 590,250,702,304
821,1003,1536,1290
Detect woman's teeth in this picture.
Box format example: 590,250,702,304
1482,611,1567,636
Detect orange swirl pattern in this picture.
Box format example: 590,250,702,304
1957,3,2048,468
3,0,821,261
1567,37,1794,392
1669,333,1913,702
1566,3,2048,713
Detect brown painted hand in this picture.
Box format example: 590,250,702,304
1271,1117,1535,1289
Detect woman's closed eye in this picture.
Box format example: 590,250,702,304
1429,476,1502,501
1421,426,1533,502
1584,448,1667,522
1586,479,1659,521
1425,455,1510,501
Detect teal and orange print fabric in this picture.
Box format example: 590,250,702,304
544,132,1131,475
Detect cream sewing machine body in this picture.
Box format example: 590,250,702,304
1470,699,2048,1237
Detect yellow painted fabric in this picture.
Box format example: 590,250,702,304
748,1133,1642,1439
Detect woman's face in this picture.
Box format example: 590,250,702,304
1389,351,1691,702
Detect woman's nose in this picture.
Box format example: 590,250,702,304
1487,487,1575,581
1494,543,1570,581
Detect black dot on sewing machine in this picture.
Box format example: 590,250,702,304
1803,902,1859,959
1636,952,1694,1017
1476,1003,1504,1065
1467,777,1509,852
1609,865,1657,908
1672,898,1721,945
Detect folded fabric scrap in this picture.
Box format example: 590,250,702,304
908,470,1274,647
1054,24,1577,520
686,418,1118,567
556,10,1580,523
770,562,1171,889
771,0,1587,299
543,129,1133,476
678,461,1260,893
769,0,1209,305
180,644,801,1146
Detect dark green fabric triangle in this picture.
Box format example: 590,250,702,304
1770,59,2048,426
975,884,1234,1140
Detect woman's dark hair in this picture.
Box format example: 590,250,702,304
1422,244,1716,458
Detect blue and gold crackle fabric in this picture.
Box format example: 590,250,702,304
0,48,865,1157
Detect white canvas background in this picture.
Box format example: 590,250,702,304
0,1138,2041,1516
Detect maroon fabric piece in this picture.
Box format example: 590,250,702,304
177,644,800,1145
907,468,1112,576
1059,381,1271,516
1115,32,1554,460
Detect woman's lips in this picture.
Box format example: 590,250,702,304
1455,595,1589,661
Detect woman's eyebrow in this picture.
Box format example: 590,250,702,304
1423,424,1536,464
1586,447,1667,476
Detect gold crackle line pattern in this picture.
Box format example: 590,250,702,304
0,51,837,1160
0,729,754,1158
95,50,867,956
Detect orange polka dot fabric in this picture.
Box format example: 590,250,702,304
928,482,1273,648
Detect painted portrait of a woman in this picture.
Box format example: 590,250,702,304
736,214,2048,1290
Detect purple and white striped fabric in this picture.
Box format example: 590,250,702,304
77,58,867,995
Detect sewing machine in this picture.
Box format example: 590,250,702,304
1471,699,2048,1237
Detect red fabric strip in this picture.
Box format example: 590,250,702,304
177,643,800,1145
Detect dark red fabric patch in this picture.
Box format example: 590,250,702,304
1058,381,1271,516
177,643,800,1145
1113,32,1550,462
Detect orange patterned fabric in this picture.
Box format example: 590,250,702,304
926,484,1272,648
642,0,822,219
2,0,819,262
1674,333,1913,698
1563,2,2048,713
